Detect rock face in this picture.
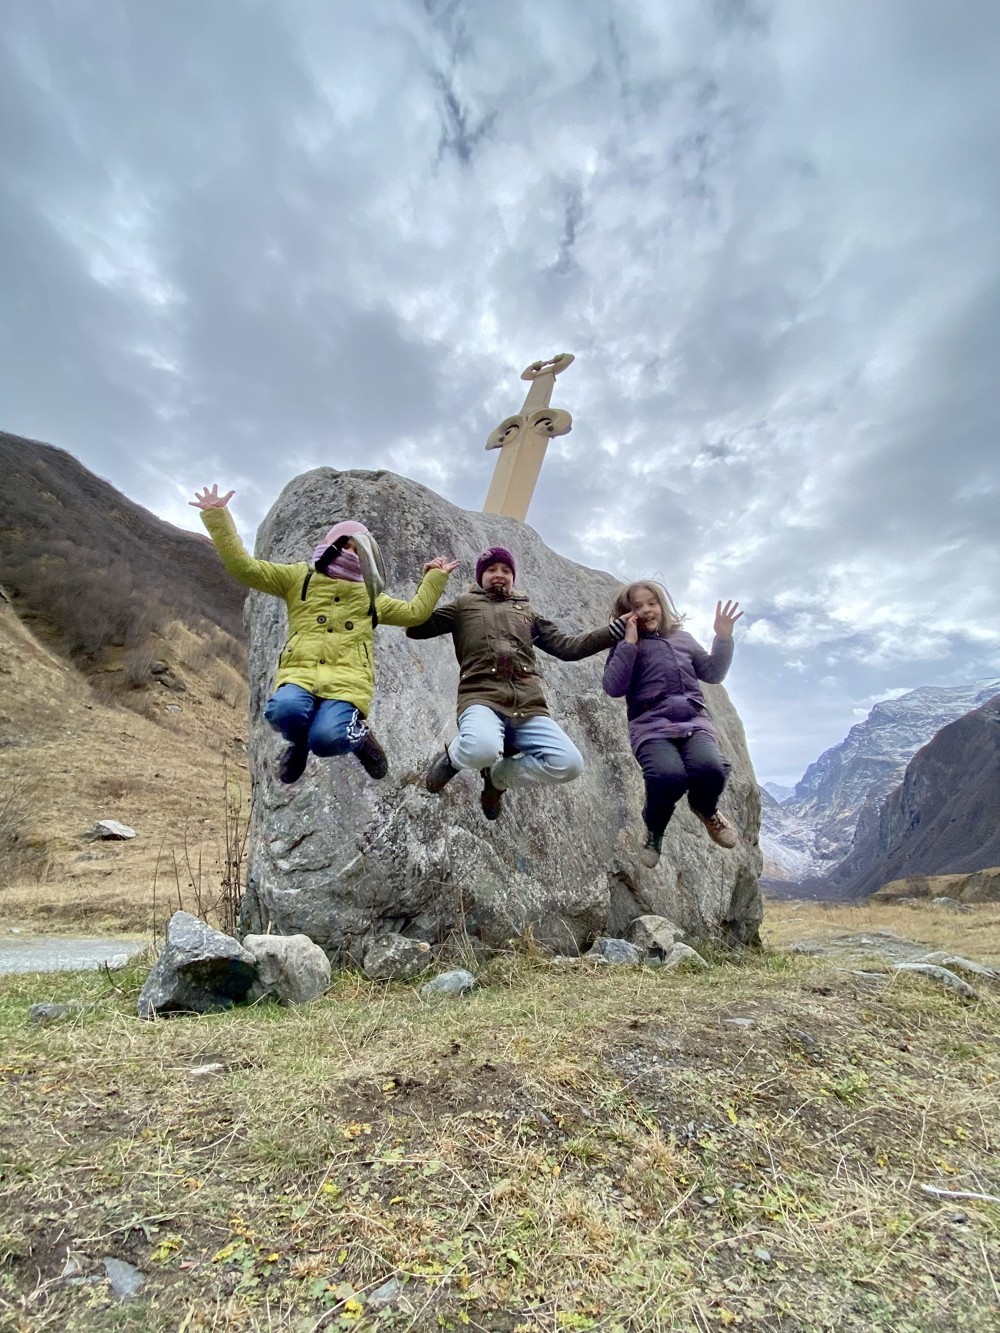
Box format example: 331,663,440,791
761,681,1000,886
831,696,1000,898
239,468,763,957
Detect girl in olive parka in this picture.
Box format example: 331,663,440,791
191,485,457,783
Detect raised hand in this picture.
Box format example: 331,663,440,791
623,612,639,645
423,556,460,573
190,485,235,511
714,599,743,639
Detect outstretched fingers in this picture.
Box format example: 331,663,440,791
189,485,235,510
714,599,744,637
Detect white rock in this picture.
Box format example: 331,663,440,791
243,933,331,1005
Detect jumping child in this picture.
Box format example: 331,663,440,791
409,545,626,821
603,582,743,866
191,484,457,783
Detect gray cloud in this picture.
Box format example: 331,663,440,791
2,0,999,784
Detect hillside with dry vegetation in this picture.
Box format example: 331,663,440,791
0,433,251,932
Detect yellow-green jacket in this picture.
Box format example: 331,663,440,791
201,508,449,714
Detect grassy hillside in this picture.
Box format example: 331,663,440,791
1,900,998,1332
0,432,254,929
0,588,250,933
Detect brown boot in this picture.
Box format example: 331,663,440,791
697,811,737,848
355,729,389,780
425,749,459,793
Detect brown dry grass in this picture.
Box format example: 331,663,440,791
0,609,249,934
764,898,1000,965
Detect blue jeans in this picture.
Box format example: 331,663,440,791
263,685,368,757
447,704,584,790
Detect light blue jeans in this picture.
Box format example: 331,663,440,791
446,704,584,790
263,684,368,756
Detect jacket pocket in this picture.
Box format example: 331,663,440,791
279,631,302,667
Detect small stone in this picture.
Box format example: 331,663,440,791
723,1017,754,1029
586,938,642,965
661,942,709,970
624,914,684,958
701,1194,719,1206
368,1276,404,1308
190,1062,226,1078
30,1002,87,1023
420,969,477,998
946,1210,969,1225
932,896,971,913
103,1257,144,1297
753,1246,772,1264
165,705,182,714
86,820,136,840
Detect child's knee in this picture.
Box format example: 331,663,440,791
548,744,584,783
458,737,504,770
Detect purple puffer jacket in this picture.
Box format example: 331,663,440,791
602,629,734,756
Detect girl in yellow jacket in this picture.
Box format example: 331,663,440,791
191,485,457,783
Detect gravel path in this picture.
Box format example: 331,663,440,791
0,935,147,975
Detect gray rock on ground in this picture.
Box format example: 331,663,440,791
243,933,331,1005
660,942,710,970
137,911,256,1019
29,1002,90,1023
239,468,763,960
363,933,432,981
625,914,684,959
420,969,477,998
586,937,642,965
86,820,136,840
894,962,979,1001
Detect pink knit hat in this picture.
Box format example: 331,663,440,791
319,520,370,548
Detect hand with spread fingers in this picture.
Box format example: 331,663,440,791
714,599,744,640
423,557,461,573
190,485,235,511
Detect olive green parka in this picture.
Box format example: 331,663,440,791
202,507,448,715
406,586,617,722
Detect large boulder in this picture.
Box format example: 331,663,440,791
239,468,763,958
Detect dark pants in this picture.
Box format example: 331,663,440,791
637,733,730,835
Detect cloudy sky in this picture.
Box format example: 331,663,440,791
3,0,999,784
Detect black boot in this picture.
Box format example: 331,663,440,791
277,742,308,785
425,749,459,793
480,768,505,821
355,729,389,780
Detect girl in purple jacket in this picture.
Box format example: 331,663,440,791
603,582,743,867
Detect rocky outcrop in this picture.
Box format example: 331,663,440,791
871,867,1000,904
238,468,763,957
761,680,1000,885
832,696,1000,898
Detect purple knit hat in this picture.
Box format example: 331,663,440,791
476,546,517,586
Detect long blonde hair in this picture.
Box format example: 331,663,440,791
612,581,683,634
